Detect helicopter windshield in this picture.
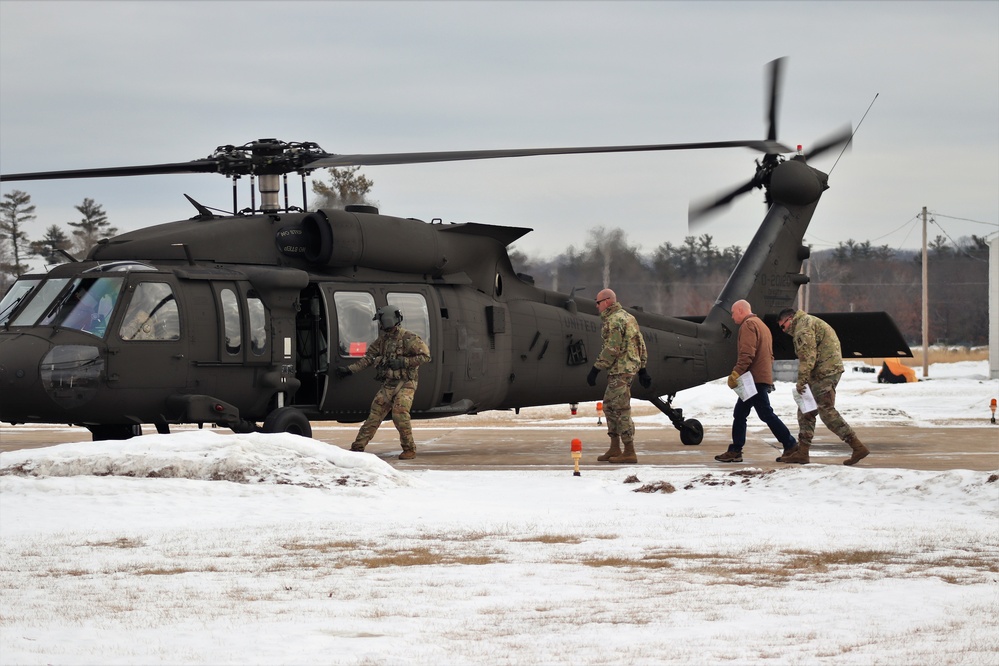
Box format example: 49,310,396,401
0,276,43,326
12,276,124,338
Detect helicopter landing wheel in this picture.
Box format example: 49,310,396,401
262,406,313,437
679,419,703,446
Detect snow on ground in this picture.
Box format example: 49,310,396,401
1,361,997,665
435,359,999,429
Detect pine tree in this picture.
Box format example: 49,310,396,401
67,198,117,257
0,189,36,279
30,225,73,264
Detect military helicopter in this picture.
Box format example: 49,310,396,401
0,58,910,443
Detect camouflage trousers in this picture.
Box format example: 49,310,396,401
352,379,418,451
604,372,636,443
797,372,855,444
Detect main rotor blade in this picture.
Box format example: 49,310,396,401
688,178,760,227
766,57,785,143
803,124,853,162
304,140,792,169
0,159,221,182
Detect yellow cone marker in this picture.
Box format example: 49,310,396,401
571,438,582,477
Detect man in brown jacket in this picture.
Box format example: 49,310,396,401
715,300,797,463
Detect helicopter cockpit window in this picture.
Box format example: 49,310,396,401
333,291,377,357
23,277,123,338
10,279,70,328
247,290,267,356
387,292,431,345
0,277,43,326
118,282,180,341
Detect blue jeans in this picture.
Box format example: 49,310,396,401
731,383,795,451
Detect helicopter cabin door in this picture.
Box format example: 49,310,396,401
105,275,187,389
317,285,439,418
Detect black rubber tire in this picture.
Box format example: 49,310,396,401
262,407,312,437
679,419,704,446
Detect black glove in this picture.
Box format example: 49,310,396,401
387,358,405,370
334,366,352,379
586,366,600,387
638,367,652,388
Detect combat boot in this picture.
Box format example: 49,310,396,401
598,435,622,462
608,438,637,464
780,441,810,464
843,434,869,466
775,438,798,462
350,443,366,452
714,448,743,463
399,448,416,460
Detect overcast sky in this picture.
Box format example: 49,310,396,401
1,1,997,260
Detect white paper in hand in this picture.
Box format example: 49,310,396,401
793,384,818,413
732,371,757,402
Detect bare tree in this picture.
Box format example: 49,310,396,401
311,167,376,209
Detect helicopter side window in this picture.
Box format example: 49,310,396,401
387,292,431,346
333,291,377,357
34,277,123,337
220,288,241,355
118,282,180,341
247,290,267,356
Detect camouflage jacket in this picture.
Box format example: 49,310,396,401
348,326,431,383
594,302,648,376
788,310,844,383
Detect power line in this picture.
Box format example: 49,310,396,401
930,212,998,228
929,217,988,262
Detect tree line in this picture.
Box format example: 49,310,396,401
509,229,991,346
0,190,118,284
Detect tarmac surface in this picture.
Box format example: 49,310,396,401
2,418,997,473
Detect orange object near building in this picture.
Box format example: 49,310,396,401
878,357,917,383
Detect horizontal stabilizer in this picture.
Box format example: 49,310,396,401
766,312,913,360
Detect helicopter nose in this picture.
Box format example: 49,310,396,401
0,335,105,421
0,333,52,421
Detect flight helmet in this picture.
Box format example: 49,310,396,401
374,305,403,331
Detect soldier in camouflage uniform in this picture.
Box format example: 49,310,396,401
776,308,869,466
587,289,652,464
335,305,431,460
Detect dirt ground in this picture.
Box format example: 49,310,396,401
3,418,997,473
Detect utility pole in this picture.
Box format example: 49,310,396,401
921,206,929,379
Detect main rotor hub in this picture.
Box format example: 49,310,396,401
209,139,329,178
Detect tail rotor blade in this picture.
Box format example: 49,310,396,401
803,124,853,162
688,178,760,227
